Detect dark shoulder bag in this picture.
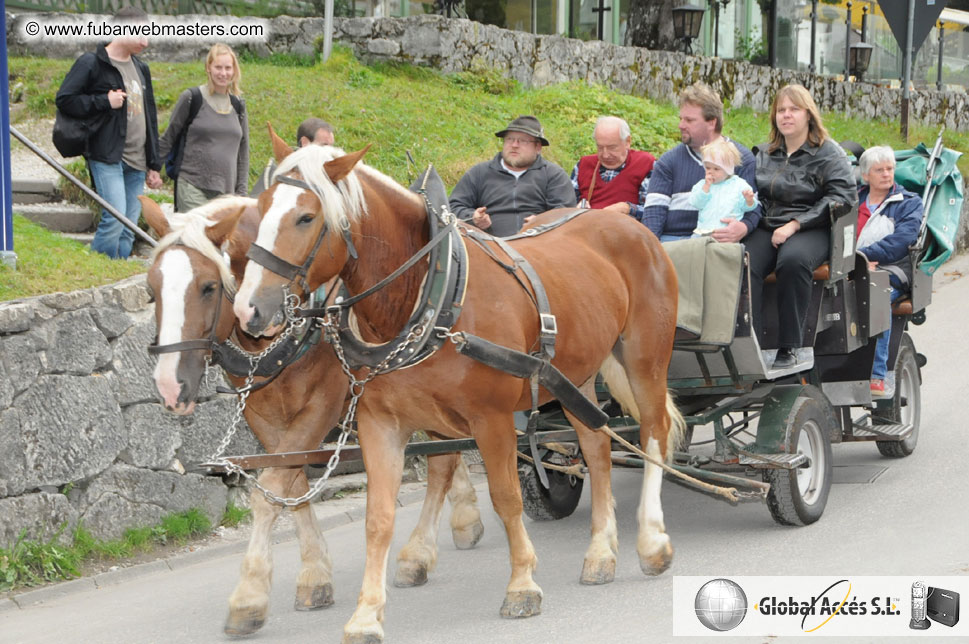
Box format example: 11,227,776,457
52,109,105,158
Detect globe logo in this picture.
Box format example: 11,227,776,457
695,578,748,631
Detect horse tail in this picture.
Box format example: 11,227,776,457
665,390,687,461
599,355,685,464
599,354,637,419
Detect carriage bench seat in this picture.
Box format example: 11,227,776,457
763,263,830,284
892,297,913,316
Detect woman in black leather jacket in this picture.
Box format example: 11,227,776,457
749,85,857,369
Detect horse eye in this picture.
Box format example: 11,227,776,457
297,213,314,225
201,282,218,297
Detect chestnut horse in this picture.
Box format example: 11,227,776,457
140,196,484,636
233,139,683,644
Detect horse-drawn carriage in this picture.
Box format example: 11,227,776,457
516,133,962,526
144,128,960,643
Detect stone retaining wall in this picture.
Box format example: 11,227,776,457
7,12,969,132
0,276,259,548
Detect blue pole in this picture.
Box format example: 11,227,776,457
1,3,17,270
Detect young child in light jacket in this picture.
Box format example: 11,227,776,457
689,139,758,236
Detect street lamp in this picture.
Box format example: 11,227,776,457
709,0,731,57
849,41,873,79
672,5,706,54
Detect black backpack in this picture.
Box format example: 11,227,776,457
52,109,108,158
165,86,244,179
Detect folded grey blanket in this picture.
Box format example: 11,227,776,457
662,237,745,346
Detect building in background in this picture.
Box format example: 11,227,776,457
10,0,969,88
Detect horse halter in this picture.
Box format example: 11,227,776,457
245,174,358,296
147,278,232,357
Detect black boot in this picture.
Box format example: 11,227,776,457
773,348,797,369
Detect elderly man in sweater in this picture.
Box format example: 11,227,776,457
571,116,655,218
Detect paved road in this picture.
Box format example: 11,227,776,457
3,257,968,644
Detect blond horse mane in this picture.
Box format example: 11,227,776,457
150,196,251,297
272,145,370,231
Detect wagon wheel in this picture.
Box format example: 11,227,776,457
762,396,833,526
518,452,584,521
874,333,921,458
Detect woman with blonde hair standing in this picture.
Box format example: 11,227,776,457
160,43,249,211
748,84,857,369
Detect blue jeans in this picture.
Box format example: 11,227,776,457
872,287,903,380
88,160,146,259
660,232,691,243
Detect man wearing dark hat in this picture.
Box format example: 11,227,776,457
449,115,575,237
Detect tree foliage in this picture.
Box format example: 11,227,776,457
626,0,678,51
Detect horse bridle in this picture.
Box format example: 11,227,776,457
147,277,232,357
245,174,358,296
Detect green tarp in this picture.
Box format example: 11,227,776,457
893,143,964,275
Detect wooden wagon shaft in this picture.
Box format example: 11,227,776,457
197,426,646,472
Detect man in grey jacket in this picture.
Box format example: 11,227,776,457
449,115,576,237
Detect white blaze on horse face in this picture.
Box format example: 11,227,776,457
153,250,193,408
235,184,302,324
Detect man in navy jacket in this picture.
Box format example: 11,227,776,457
641,82,759,243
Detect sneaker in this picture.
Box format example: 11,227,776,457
870,379,888,397
773,347,797,369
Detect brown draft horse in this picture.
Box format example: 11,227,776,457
139,196,484,637
232,134,685,644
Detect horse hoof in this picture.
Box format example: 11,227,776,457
638,540,674,576
295,582,334,610
393,561,428,588
580,556,616,585
224,608,266,636
342,631,383,644
499,590,542,619
452,519,484,550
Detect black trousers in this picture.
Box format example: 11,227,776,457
746,226,830,348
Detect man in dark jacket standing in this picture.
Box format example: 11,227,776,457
449,116,576,237
55,7,162,259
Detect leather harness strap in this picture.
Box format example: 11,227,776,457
491,236,557,360
458,208,592,488
315,165,469,374
148,254,231,356
245,173,358,296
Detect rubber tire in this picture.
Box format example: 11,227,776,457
519,459,584,521
763,396,834,526
875,333,921,458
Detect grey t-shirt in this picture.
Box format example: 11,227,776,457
159,86,250,196
109,56,147,171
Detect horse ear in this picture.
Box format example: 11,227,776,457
139,195,169,238
205,205,247,247
268,122,292,163
324,145,371,183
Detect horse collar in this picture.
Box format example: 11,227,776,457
328,166,468,373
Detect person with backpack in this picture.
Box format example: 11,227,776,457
54,7,163,259
159,43,249,212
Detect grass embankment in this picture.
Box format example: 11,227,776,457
6,47,967,301
0,216,147,301
0,506,250,592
